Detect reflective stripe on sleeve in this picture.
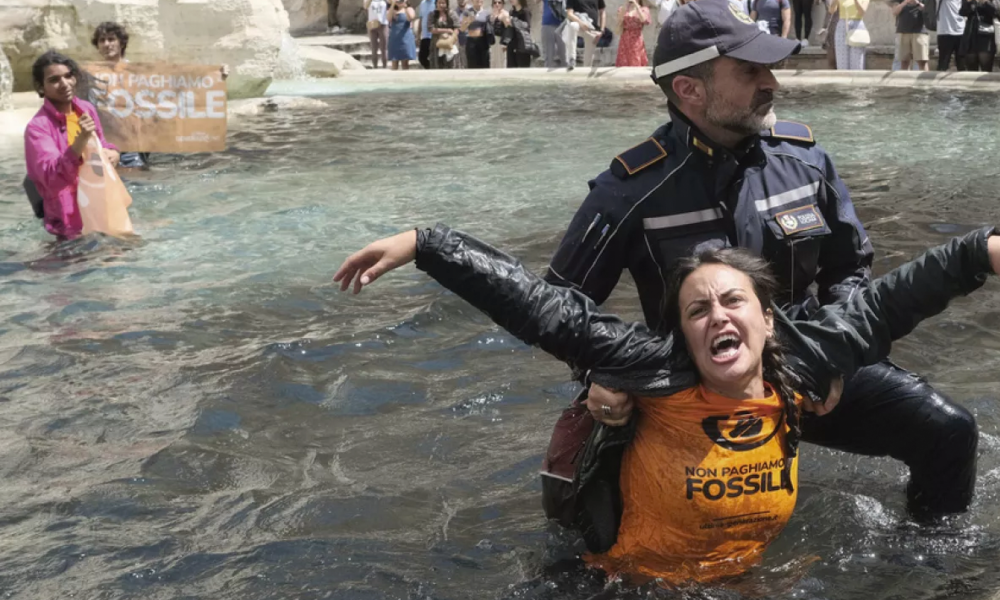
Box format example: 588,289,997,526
753,181,820,213
643,207,723,230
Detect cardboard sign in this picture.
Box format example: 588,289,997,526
78,138,135,237
83,62,227,153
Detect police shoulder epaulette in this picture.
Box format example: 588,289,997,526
763,121,815,145
611,137,668,179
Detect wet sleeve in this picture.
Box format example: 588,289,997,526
416,224,697,395
814,147,874,307
543,179,633,305
784,227,996,391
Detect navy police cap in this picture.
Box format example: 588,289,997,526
652,0,801,82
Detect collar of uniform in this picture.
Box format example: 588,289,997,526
667,104,767,161
667,105,723,160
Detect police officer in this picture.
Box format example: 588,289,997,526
544,0,977,518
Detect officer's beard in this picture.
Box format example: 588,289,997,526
704,87,777,138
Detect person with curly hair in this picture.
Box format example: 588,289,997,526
92,21,129,62
89,22,150,169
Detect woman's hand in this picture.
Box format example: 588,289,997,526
334,230,418,294
987,235,1000,275
70,113,97,158
587,383,634,427
105,148,121,167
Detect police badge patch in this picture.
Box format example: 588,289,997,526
775,205,825,235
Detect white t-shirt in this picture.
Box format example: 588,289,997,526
936,0,965,36
656,0,677,24
369,0,389,24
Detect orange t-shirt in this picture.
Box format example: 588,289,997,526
586,385,800,584
66,111,81,146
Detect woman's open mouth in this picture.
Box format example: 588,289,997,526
710,332,742,364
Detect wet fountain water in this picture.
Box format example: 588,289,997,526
1,82,1000,599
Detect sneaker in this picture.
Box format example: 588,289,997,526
326,25,347,34
800,38,809,47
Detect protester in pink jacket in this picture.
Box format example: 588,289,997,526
24,51,120,240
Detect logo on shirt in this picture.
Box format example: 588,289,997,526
729,3,756,24
702,410,779,452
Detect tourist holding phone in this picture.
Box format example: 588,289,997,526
388,0,418,69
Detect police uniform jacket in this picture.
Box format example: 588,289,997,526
544,107,875,332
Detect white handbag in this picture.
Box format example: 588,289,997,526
846,19,870,47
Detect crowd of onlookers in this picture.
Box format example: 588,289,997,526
360,0,630,69
354,0,997,71
819,0,998,72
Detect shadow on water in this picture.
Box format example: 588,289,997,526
1,84,1000,599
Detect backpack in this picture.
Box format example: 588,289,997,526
23,176,44,219
505,14,541,57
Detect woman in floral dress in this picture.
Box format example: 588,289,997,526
615,0,651,67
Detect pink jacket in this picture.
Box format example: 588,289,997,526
24,97,117,239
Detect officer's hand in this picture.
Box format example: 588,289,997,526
802,376,843,416
334,230,418,294
586,383,633,427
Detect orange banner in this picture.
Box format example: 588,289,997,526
83,62,227,153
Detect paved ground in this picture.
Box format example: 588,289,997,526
331,66,1000,91
296,34,370,47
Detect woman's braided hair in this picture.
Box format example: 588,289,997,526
664,247,801,491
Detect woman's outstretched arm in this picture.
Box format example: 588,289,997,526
788,226,999,384
334,225,999,401
334,225,697,395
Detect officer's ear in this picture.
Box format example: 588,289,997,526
671,75,708,108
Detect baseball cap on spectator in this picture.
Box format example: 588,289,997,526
651,0,801,82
